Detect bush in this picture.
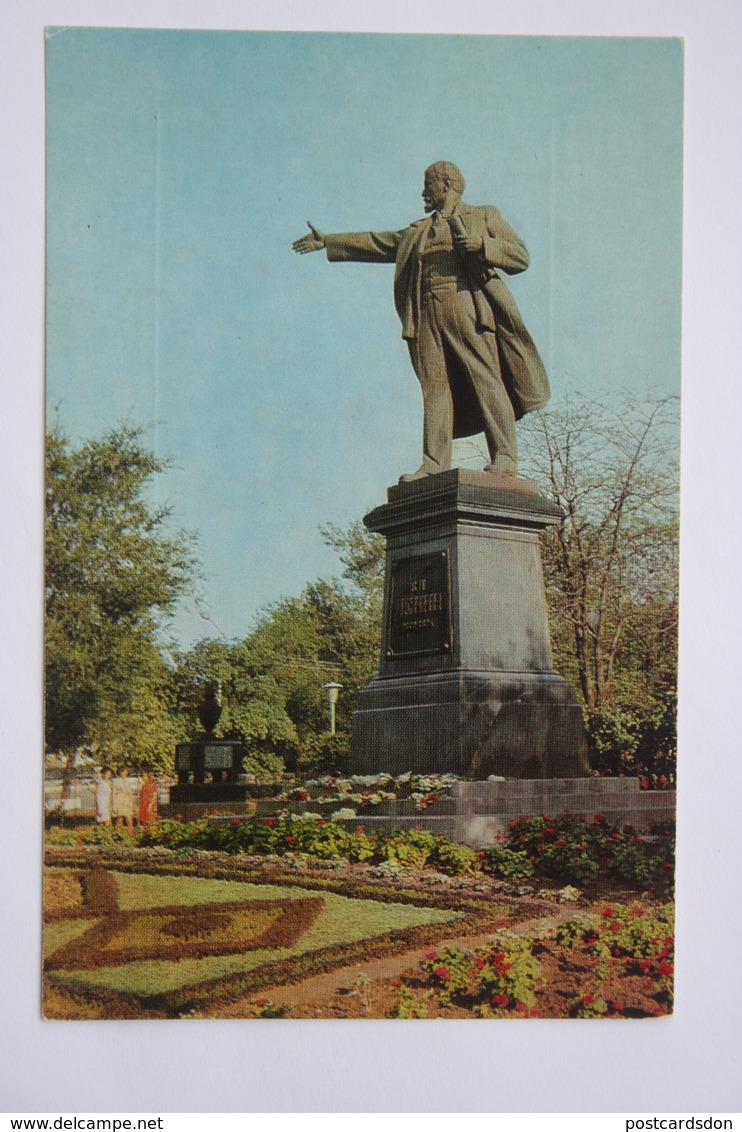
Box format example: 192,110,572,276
80,825,137,847
422,938,542,1013
506,813,675,889
241,750,285,780
291,819,352,859
587,696,677,782
433,840,479,876
378,837,430,869
297,733,352,778
479,844,534,880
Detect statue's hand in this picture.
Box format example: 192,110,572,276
292,222,326,254
453,230,484,255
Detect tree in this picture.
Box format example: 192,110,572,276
45,425,197,775
520,394,679,775
174,522,385,776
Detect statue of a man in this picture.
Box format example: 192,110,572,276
293,161,550,482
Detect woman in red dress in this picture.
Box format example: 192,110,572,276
138,772,159,826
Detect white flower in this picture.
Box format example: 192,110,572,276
330,807,357,822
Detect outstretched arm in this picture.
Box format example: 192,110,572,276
293,223,402,264
292,222,326,254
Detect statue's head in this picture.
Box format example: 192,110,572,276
423,161,465,211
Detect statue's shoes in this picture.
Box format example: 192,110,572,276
398,468,430,483
483,463,517,477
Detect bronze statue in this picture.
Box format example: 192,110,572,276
293,161,550,482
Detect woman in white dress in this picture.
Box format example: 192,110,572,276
111,766,135,829
95,768,112,826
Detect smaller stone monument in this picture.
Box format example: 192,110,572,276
168,685,248,809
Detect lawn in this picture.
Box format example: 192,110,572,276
44,866,462,1000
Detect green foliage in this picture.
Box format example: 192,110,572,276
556,901,675,1013
298,733,352,778
376,836,431,870
389,986,430,1019
422,938,542,1012
132,811,675,893
479,844,535,880
289,820,352,859
241,751,285,779
246,1000,292,1019
570,993,609,1018
588,691,677,782
507,813,675,889
345,830,376,862
520,394,679,773
172,521,384,771
433,840,480,876
45,425,196,766
79,824,138,847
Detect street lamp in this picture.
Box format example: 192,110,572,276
323,682,343,735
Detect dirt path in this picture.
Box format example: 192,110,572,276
219,901,578,1016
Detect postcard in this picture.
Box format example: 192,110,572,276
41,28,684,1026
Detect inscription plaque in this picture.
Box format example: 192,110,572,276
175,745,194,771
204,745,233,771
386,550,452,658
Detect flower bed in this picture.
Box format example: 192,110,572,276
273,772,459,813
45,810,675,891
389,900,674,1019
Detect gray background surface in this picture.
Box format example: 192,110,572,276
2,0,741,1116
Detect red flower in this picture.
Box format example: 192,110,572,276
609,922,623,933
639,959,652,971
611,1002,624,1014
610,833,621,840
528,1008,542,1018
556,839,566,846
475,957,485,969
593,813,606,824
545,827,555,835
265,819,275,827
663,863,673,871
602,908,614,919
657,962,674,977
515,1002,528,1012
425,951,438,961
582,994,595,1006
434,965,450,980
492,994,508,1006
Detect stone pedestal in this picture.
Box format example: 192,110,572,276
169,736,249,807
351,468,590,778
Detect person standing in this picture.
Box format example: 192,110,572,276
138,771,159,826
95,767,112,826
111,766,135,830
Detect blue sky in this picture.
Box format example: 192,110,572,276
46,30,683,647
